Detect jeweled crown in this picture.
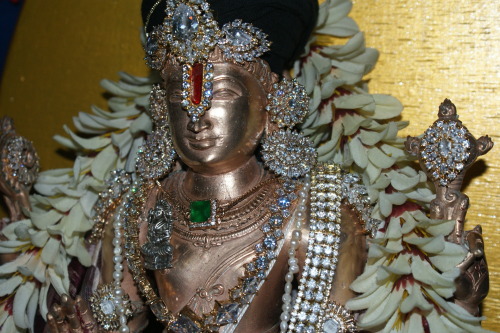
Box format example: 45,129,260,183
145,0,271,68
144,0,271,122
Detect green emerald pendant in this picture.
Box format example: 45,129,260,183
190,200,212,223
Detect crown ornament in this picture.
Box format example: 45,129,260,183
144,0,271,122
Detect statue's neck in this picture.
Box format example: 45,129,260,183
182,156,265,202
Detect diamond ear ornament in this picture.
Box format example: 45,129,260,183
136,84,176,180
261,129,317,179
261,77,317,178
144,0,271,123
266,78,309,128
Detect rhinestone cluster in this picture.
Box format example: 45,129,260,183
261,130,317,179
90,170,132,243
219,19,271,64
420,119,472,186
266,79,309,128
163,0,220,64
342,172,382,238
321,302,356,333
88,284,132,331
181,63,214,122
136,130,176,180
288,164,352,332
149,84,169,127
137,84,176,180
145,0,270,69
1,136,39,187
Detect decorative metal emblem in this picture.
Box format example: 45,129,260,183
266,78,309,128
88,284,133,331
405,99,492,314
405,99,493,187
141,199,175,270
322,302,357,333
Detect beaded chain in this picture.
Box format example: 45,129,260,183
287,163,343,332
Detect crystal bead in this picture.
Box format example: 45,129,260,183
215,303,239,325
169,314,201,332
172,4,199,40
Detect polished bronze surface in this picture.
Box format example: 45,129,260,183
164,62,268,179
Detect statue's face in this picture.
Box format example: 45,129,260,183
163,62,268,175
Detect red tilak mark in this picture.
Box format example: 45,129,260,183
190,63,203,105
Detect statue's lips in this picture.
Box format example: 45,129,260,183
187,136,217,149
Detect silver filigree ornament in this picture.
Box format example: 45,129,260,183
266,78,309,128
219,19,271,63
141,200,175,270
420,119,472,186
261,129,317,178
136,85,176,180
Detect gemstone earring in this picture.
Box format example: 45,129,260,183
261,129,317,179
136,85,176,180
266,78,309,128
262,78,316,178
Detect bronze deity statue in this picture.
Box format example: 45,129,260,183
0,0,492,332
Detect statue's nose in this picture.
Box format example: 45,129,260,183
187,117,211,133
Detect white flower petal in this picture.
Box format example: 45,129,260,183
0,276,23,296
13,281,35,329
40,237,60,265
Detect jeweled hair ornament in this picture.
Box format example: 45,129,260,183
144,0,271,122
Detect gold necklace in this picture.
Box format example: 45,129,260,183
156,174,279,230
123,176,302,331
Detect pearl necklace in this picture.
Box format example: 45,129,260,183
279,175,311,332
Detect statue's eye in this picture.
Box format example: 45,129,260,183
213,88,240,98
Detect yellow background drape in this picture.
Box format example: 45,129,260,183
0,0,498,329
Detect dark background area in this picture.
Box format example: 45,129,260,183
0,0,24,83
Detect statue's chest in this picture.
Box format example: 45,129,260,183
154,225,265,316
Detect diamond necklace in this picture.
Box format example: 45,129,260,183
283,163,375,333
122,175,303,332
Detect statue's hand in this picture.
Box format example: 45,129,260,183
47,294,100,333
454,225,489,315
